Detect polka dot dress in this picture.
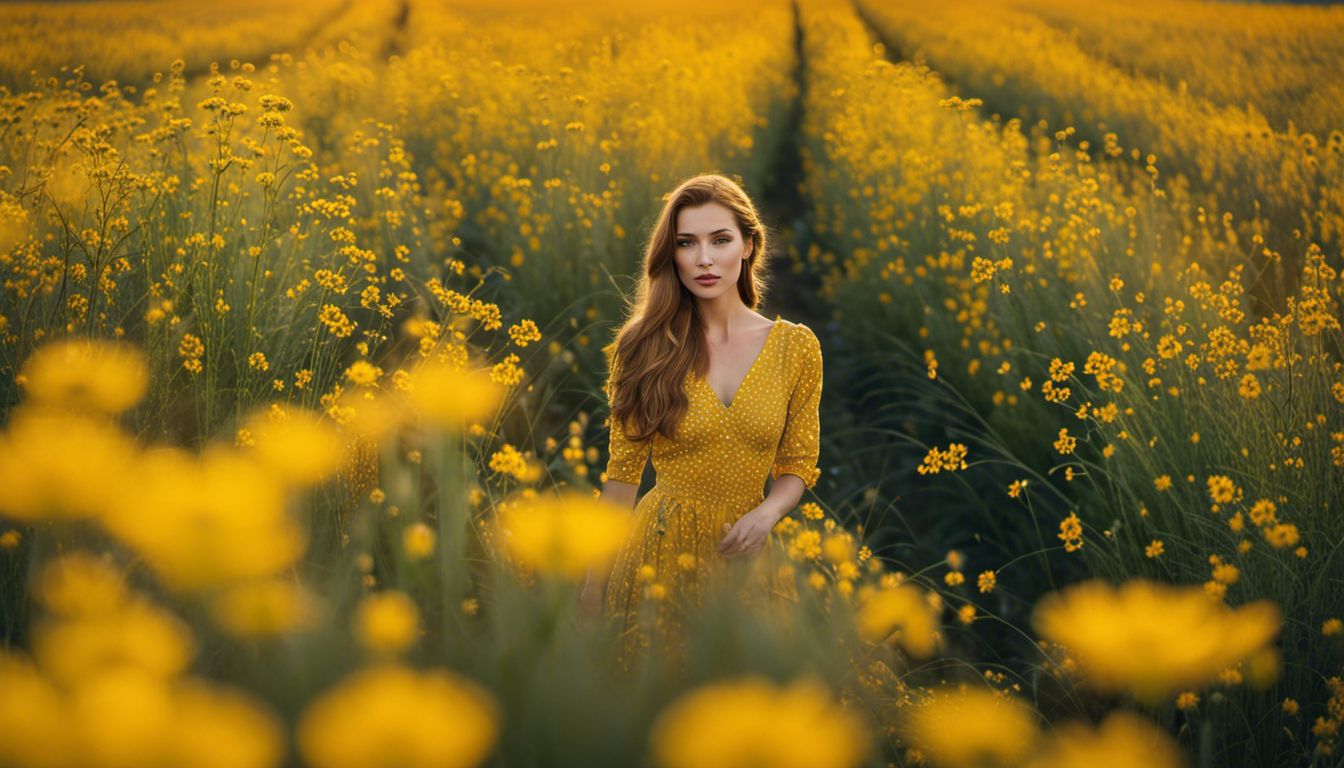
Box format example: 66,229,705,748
600,316,823,673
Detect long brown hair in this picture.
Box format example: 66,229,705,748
603,173,771,444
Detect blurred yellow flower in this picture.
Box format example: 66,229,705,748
403,523,437,560
102,446,306,593
495,490,632,581
1032,579,1281,704
903,685,1038,768
20,338,148,414
242,405,345,488
0,408,137,522
855,584,939,658
210,578,322,638
31,592,195,687
403,361,504,432
1028,710,1186,768
650,675,870,768
354,591,421,656
297,664,499,768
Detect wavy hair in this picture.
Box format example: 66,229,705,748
603,173,771,444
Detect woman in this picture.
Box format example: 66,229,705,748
579,173,823,672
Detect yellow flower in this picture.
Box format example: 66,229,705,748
1032,579,1281,704
1145,540,1165,559
354,592,421,656
210,578,321,638
31,594,195,687
904,686,1038,768
1176,691,1199,710
1154,474,1173,492
403,523,437,560
977,571,997,593
20,338,148,414
297,665,499,768
1008,479,1028,498
495,490,632,581
650,676,870,768
102,447,306,593
855,585,939,658
1058,512,1083,552
344,360,383,387
1322,618,1342,637
403,361,504,433
1029,711,1185,768
945,571,965,587
0,408,137,522
1237,372,1262,399
241,405,345,488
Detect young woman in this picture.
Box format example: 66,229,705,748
579,173,823,671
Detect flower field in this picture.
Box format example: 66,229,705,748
0,0,1340,766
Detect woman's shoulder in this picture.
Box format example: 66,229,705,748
776,316,820,349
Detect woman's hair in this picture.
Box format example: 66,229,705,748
603,173,771,444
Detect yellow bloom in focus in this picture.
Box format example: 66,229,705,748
242,405,345,487
495,490,632,581
404,361,504,432
977,571,996,593
1028,710,1187,768
297,664,499,768
403,523,437,560
20,338,148,414
855,585,939,658
904,686,1038,768
650,676,870,768
210,578,322,638
0,408,137,522
1032,579,1281,704
354,591,421,656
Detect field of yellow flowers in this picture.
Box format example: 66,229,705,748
0,0,1340,766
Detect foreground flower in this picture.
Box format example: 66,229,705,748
19,338,148,414
354,592,422,656
1032,579,1281,704
855,584,939,658
650,676,870,768
0,408,137,522
403,361,505,432
903,685,1039,768
296,664,499,768
494,490,632,580
1029,710,1187,768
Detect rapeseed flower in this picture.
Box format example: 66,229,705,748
297,664,499,768
19,338,147,414
903,685,1038,768
494,490,631,581
1032,579,1281,704
650,676,870,768
1028,710,1186,768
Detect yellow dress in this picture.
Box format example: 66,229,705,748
600,316,823,673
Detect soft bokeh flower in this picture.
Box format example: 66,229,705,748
855,584,939,658
102,446,306,593
210,578,323,638
1029,710,1187,768
402,523,437,560
241,405,345,487
0,408,137,522
354,591,421,656
403,361,505,432
1032,579,1282,704
903,685,1039,768
19,338,148,414
494,490,632,580
297,664,499,768
650,675,870,768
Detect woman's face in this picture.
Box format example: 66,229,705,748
673,201,752,301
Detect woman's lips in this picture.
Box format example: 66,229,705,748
695,275,720,284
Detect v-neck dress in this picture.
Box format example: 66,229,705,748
600,316,823,672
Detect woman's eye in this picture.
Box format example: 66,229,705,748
715,238,730,245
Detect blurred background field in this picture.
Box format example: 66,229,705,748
0,0,1341,766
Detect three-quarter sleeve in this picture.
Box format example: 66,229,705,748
772,326,823,489
603,351,649,485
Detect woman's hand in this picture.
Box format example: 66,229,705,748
717,505,781,559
